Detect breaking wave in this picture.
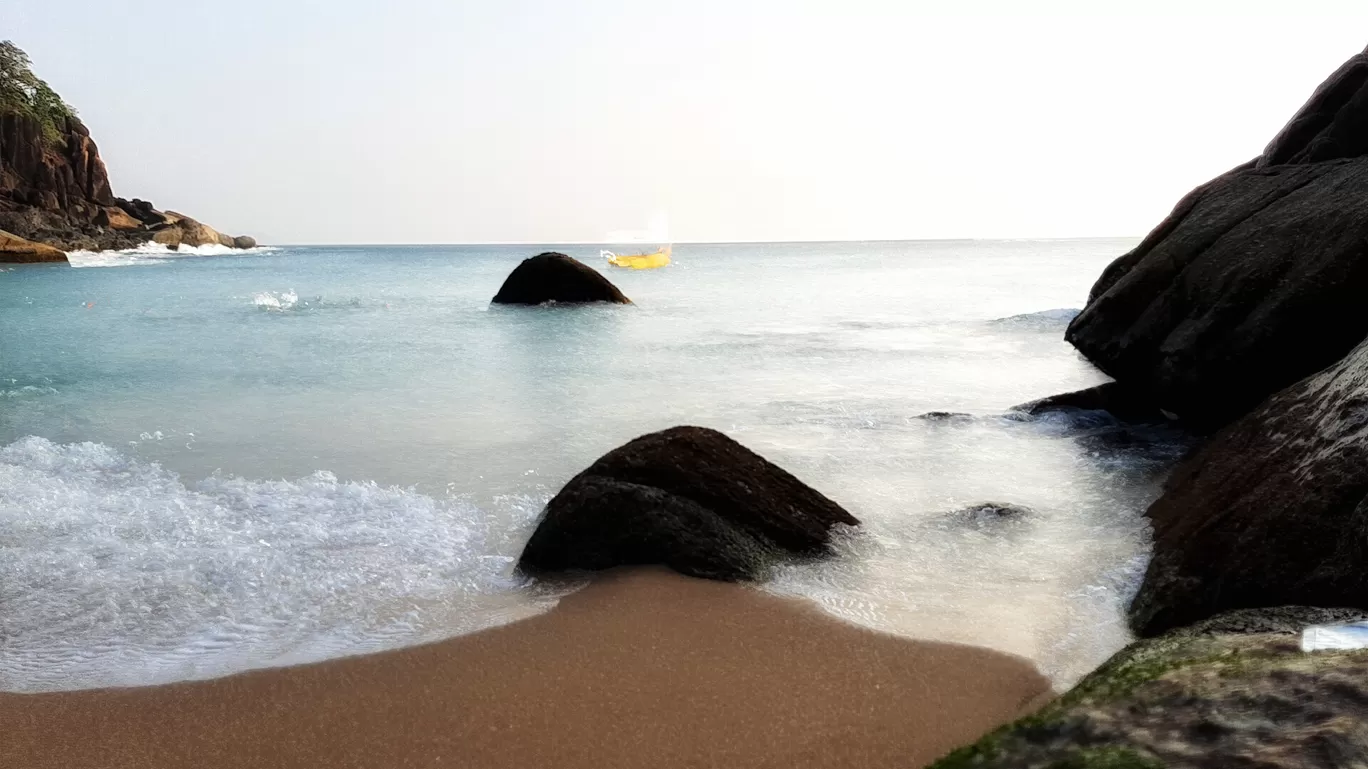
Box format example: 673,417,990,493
66,243,281,268
0,436,558,692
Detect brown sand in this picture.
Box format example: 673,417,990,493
0,569,1050,769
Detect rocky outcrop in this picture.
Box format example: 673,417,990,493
95,206,139,230
518,426,859,580
1013,382,1171,424
931,607,1368,769
1128,336,1368,636
115,197,169,227
0,43,256,253
156,211,243,249
1065,46,1368,430
0,227,65,262
492,252,631,305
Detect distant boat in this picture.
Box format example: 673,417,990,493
601,244,671,270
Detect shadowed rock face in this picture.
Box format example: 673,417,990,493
1065,46,1368,430
0,113,114,215
930,607,1368,769
491,252,631,305
1129,336,1368,637
518,426,859,581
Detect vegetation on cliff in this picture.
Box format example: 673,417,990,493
0,41,76,146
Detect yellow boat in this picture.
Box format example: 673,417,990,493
602,244,671,269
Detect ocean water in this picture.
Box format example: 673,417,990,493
0,238,1186,693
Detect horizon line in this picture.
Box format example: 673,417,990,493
258,234,1145,248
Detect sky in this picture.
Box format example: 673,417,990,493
8,1,1368,244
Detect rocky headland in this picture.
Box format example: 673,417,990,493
0,41,254,263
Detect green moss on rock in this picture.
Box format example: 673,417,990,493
929,607,1368,769
1044,747,1163,769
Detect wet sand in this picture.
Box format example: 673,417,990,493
1,569,1050,769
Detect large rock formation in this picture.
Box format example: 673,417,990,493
0,227,65,262
931,607,1368,769
1065,46,1368,429
518,426,859,580
0,111,112,214
0,41,255,257
491,252,631,305
1128,336,1368,636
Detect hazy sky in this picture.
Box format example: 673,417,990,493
9,1,1368,244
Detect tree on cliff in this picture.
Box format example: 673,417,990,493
0,41,75,146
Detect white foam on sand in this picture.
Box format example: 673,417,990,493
66,243,280,268
0,437,554,692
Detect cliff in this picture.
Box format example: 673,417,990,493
0,41,254,262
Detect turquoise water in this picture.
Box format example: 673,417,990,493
0,239,1179,691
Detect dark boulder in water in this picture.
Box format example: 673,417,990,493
491,252,631,305
1129,336,1368,637
517,426,859,581
1064,46,1368,429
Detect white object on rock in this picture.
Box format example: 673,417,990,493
1301,620,1368,651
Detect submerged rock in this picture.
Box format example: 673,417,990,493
1065,46,1368,429
491,252,631,305
917,411,976,423
945,502,1034,531
1130,336,1368,637
0,228,66,263
517,426,859,580
1013,382,1169,425
931,607,1368,769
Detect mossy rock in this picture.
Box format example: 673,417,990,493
930,607,1368,769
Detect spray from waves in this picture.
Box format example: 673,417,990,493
66,242,281,268
248,291,369,312
0,436,560,693
253,289,299,311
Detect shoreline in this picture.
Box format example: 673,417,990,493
1,568,1050,769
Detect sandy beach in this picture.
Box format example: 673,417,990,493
2,569,1049,769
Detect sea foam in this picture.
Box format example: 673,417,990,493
66,243,280,268
0,436,552,692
